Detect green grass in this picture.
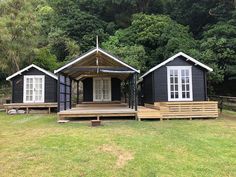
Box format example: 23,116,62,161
0,111,236,177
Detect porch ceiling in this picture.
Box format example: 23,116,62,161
59,49,136,81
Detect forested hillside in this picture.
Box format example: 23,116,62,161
0,0,236,95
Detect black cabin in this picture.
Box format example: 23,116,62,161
139,52,213,104
6,64,58,103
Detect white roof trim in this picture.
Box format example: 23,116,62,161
6,64,58,81
140,52,213,79
54,48,140,74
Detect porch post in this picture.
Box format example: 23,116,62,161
131,74,134,109
70,77,72,109
77,81,79,104
57,74,61,112
128,77,131,108
134,73,138,111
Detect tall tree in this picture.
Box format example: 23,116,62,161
0,0,41,74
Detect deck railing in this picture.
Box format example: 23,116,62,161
158,101,218,118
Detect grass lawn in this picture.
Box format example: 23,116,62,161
0,111,236,177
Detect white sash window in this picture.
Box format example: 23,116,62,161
167,66,193,101
23,75,45,103
93,77,111,101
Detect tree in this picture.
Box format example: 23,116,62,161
103,14,198,72
47,0,109,52
0,0,41,74
200,21,236,84
33,47,58,71
102,31,147,72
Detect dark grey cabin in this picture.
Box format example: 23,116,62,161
139,52,213,104
6,64,58,103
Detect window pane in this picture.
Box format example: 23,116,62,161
186,92,190,98
175,85,178,91
186,85,189,91
182,92,185,98
182,85,185,91
175,92,179,98
171,92,174,98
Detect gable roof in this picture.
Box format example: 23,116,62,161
140,52,213,79
6,64,58,81
54,47,140,74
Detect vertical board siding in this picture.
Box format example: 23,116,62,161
111,78,121,101
83,78,93,102
11,67,57,103
142,73,154,103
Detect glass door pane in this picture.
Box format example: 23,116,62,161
169,69,179,99
34,77,44,102
102,78,111,101
181,69,190,99
25,77,34,102
94,78,103,101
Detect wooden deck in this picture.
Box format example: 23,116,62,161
58,101,218,121
58,103,137,120
139,101,219,120
4,103,57,114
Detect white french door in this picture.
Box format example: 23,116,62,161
93,78,111,102
23,75,45,103
167,66,193,101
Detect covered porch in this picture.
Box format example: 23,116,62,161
54,47,140,120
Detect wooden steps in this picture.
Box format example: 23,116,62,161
137,106,161,120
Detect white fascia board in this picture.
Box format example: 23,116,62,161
54,48,97,74
54,47,140,74
98,48,140,73
6,64,58,81
140,52,213,79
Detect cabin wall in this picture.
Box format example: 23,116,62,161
152,56,207,102
111,78,121,101
11,68,57,103
82,78,93,102
142,73,154,103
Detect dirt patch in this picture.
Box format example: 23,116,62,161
99,144,134,168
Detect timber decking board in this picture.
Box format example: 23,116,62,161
58,103,137,120
4,103,57,114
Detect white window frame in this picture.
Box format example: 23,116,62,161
93,77,111,102
167,66,193,101
23,75,45,103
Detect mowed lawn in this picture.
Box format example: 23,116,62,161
0,111,236,177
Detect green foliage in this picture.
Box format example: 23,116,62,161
33,48,58,71
0,0,41,73
201,21,236,83
47,0,109,52
103,32,147,72
104,14,198,71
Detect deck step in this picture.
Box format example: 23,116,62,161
137,106,161,119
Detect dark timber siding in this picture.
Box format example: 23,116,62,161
142,73,154,103
111,78,121,101
11,67,57,103
82,78,93,102
142,56,207,103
